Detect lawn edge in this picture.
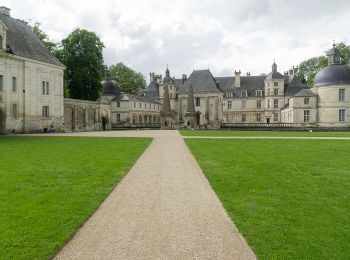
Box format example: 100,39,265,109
182,138,257,258
48,137,153,260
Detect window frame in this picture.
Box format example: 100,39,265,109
339,109,345,122
0,75,3,91
12,77,17,92
304,98,310,105
195,97,201,107
257,100,261,109
227,100,232,109
304,110,310,122
274,99,279,109
42,106,49,118
273,113,278,122
339,89,345,101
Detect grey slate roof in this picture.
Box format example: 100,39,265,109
284,75,308,96
294,88,317,97
179,69,221,93
215,75,265,97
113,93,159,104
145,81,159,99
265,71,284,80
314,64,350,87
0,13,64,67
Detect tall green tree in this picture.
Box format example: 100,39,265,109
27,21,58,53
108,63,146,93
59,29,105,100
299,42,350,86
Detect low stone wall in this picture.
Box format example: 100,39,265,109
64,99,111,132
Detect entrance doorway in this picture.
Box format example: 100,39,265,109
196,113,200,126
0,108,5,134
266,118,270,124
102,117,108,130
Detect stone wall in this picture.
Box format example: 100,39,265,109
64,99,111,132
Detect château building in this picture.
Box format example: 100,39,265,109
0,6,348,133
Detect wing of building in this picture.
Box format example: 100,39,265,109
0,6,65,133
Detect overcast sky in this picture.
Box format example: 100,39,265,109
3,0,350,80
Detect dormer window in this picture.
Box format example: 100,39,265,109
256,90,263,97
241,90,248,97
0,20,8,51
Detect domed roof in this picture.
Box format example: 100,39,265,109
314,64,350,87
102,79,119,96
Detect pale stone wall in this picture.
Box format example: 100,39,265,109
64,99,111,132
0,52,64,133
110,97,161,127
223,96,265,123
178,92,223,129
281,96,317,126
316,85,350,127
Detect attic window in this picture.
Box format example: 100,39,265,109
241,90,248,97
256,90,262,97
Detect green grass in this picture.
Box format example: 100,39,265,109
185,138,350,259
180,129,350,137
0,136,151,260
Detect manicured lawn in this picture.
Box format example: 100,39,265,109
0,136,151,260
185,138,350,259
180,129,350,137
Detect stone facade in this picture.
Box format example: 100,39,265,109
0,8,65,134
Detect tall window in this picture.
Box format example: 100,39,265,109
304,110,310,122
304,98,310,105
274,99,278,109
139,103,141,108
42,81,45,95
267,99,270,108
195,97,200,107
339,89,345,101
134,102,136,108
273,113,278,122
256,113,261,122
12,77,17,92
257,100,261,109
274,82,278,87
274,88,279,96
242,114,246,122
339,109,345,122
42,81,50,95
227,101,232,109
116,114,120,123
241,100,246,109
11,104,17,119
42,106,49,118
0,75,3,91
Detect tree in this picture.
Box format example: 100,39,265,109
298,42,350,86
108,63,146,93
27,21,57,53
59,29,105,100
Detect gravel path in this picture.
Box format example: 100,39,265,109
54,130,255,260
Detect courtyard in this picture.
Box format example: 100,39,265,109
1,130,349,259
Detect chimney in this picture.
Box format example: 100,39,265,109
0,6,10,16
235,70,241,88
182,74,187,84
293,66,299,75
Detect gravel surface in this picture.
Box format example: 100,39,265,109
53,130,256,260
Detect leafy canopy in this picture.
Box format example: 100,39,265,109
108,63,146,93
27,21,57,53
58,29,105,100
299,43,350,86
